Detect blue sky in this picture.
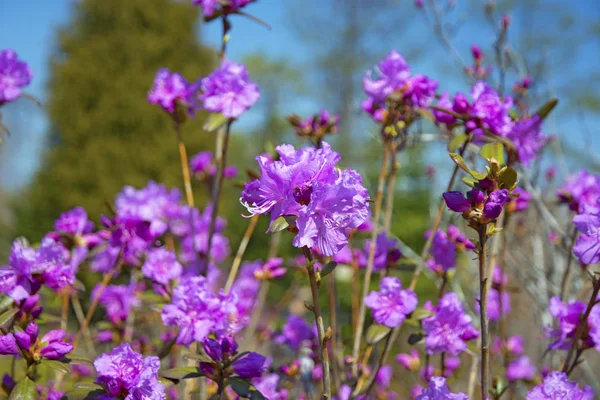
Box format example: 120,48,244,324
0,0,599,190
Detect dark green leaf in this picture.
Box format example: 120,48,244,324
408,333,425,345
411,308,433,320
320,261,338,277
365,324,391,345
9,377,37,400
42,359,72,374
448,134,468,152
0,307,19,327
479,143,505,165
498,167,518,190
269,216,289,233
203,113,228,132
228,377,251,397
535,98,558,120
157,337,177,359
159,367,203,383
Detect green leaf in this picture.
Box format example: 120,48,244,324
42,359,72,374
0,295,14,314
535,98,558,120
0,307,19,327
415,108,435,122
320,261,338,277
203,113,228,132
448,133,468,152
461,177,477,187
411,307,434,320
159,367,203,383
498,167,518,190
365,324,391,345
479,143,505,165
469,169,488,180
157,337,177,359
73,382,103,391
139,291,167,305
508,109,519,120
269,216,289,233
228,377,251,397
183,353,213,363
449,153,470,173
66,388,105,399
9,377,37,400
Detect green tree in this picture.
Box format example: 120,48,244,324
14,0,216,240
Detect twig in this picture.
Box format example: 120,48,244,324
383,144,399,234
70,293,96,354
559,225,579,300
477,225,490,400
224,214,259,293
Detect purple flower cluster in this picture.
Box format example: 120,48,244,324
507,115,549,166
364,276,418,328
0,322,73,360
506,187,532,213
94,283,140,326
193,0,254,18
241,142,370,256
142,247,182,286
546,296,600,352
557,170,600,212
416,376,468,400
526,371,593,400
199,60,259,119
465,45,490,79
507,356,536,381
296,109,340,137
362,50,438,121
148,68,199,116
0,238,75,301
444,185,509,220
422,292,479,355
94,343,165,399
425,225,475,273
161,276,238,345
572,200,600,265
190,151,237,180
0,49,33,105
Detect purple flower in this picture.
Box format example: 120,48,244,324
38,238,75,291
572,201,600,265
396,349,420,372
39,330,73,359
526,371,593,400
253,257,286,280
427,229,457,271
483,189,509,219
190,151,216,177
468,81,513,137
422,292,479,355
545,296,586,350
474,288,510,321
405,74,438,108
0,334,18,355
229,262,260,330
364,276,418,328
193,0,253,17
201,335,265,379
507,356,536,381
148,68,199,115
94,343,165,399
508,115,549,166
416,376,468,400
0,49,33,104
241,142,369,256
142,247,182,285
199,60,259,119
442,192,470,213
358,233,403,272
505,335,525,355
161,276,237,345
116,181,182,237
443,356,460,378
252,374,288,400
507,187,532,213
363,50,411,103
275,314,315,351
54,206,94,237
433,92,456,124
232,352,267,378
589,305,600,352
557,170,600,212
447,225,475,250
223,165,238,178
93,283,140,325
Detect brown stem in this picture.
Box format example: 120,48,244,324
205,120,233,269
327,273,340,393
478,225,490,400
440,352,446,376
562,279,600,374
559,225,579,300
303,248,331,399
351,248,360,336
224,214,259,293
383,144,398,234
60,291,69,332
351,143,390,377
174,121,195,208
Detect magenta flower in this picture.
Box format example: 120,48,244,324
241,142,369,256
148,68,199,116
433,92,456,124
507,187,532,213
161,276,237,345
13,322,73,360
253,257,286,280
201,335,265,379
416,376,468,400
54,206,94,237
190,151,216,177
0,334,18,355
557,170,600,212
422,292,479,355
483,189,509,219
363,50,411,103
358,232,403,272
545,296,587,350
493,335,524,355
142,247,182,285
467,81,514,137
396,349,420,372
93,283,140,325
526,371,593,400
274,314,315,351
94,343,165,399
442,192,470,213
572,201,600,265
364,277,418,328
193,0,253,17
405,74,438,108
507,356,536,381
507,115,549,166
252,374,288,400
199,60,260,119
447,225,476,250
0,49,33,105
474,288,510,321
